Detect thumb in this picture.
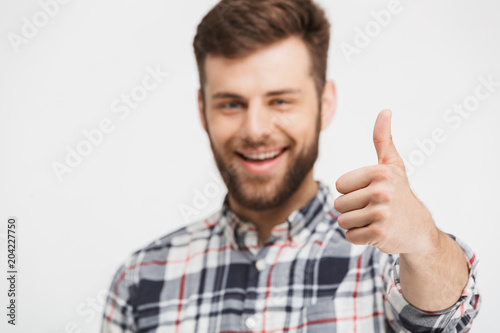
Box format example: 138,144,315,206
373,109,403,165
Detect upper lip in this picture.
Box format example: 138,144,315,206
237,147,286,156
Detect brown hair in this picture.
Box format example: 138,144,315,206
193,0,331,107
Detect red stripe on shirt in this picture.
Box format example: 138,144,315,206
467,253,476,267
204,218,217,228
328,211,339,220
174,232,193,333
105,271,128,322
353,255,363,333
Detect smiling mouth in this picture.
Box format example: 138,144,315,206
236,147,288,162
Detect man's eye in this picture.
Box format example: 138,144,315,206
222,102,241,109
273,99,289,106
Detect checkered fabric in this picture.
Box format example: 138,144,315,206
101,180,480,332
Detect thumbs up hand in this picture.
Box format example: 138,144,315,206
334,109,439,255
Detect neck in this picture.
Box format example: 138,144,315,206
228,171,319,246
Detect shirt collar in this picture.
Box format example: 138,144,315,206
221,180,337,251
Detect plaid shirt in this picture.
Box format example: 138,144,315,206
101,180,480,332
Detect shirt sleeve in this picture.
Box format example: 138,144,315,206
100,256,138,333
382,234,481,333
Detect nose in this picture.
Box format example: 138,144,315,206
241,101,273,142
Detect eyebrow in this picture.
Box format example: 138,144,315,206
211,88,302,100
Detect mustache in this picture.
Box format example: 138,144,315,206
229,138,285,150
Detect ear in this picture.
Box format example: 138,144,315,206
197,88,208,133
320,80,336,131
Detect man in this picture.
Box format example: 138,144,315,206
101,0,480,332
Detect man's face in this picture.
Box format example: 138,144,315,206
199,36,323,211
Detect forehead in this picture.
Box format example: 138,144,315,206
204,36,314,97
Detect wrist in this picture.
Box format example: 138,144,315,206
401,227,443,268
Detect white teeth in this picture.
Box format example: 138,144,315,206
243,150,282,161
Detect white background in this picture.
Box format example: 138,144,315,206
1,0,499,332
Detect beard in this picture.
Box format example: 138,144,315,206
208,110,321,211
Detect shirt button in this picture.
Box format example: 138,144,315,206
255,259,266,271
245,316,257,329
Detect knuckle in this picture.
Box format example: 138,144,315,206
373,166,390,181
368,224,384,241
372,188,390,203
371,206,389,221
